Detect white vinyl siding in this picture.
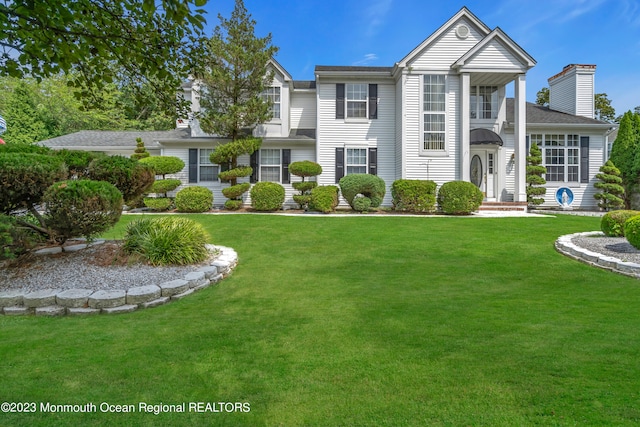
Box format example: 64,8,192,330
290,91,316,129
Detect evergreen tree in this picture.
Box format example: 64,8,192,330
1,81,49,144
610,110,640,206
526,143,547,207
594,160,625,211
196,0,278,209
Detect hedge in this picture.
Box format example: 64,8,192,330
391,179,437,213
601,210,640,237
309,186,339,213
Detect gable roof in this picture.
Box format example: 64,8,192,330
268,57,293,82
452,27,536,71
39,129,192,150
396,7,491,68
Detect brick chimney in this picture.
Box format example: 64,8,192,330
548,64,596,119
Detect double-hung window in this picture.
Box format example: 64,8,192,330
198,148,218,182
261,86,281,119
346,148,367,174
346,84,368,118
260,149,281,182
423,75,446,152
531,133,580,183
470,86,498,119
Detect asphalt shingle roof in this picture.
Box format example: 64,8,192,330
39,129,192,149
506,99,610,125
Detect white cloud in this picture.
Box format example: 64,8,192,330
365,0,393,38
352,53,379,66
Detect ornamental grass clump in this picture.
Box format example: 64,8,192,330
123,217,209,266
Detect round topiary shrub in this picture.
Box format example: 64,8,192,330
289,160,323,178
601,210,640,237
222,182,251,200
123,216,210,266
139,156,185,176
43,179,123,243
309,185,339,213
143,197,172,212
353,194,372,212
149,178,182,195
437,181,483,215
175,186,213,213
339,174,386,210
391,179,437,213
250,182,285,211
625,215,640,250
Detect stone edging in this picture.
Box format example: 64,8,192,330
0,245,238,317
555,232,640,279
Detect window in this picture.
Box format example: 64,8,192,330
531,133,580,182
470,86,498,119
423,75,446,151
346,84,368,118
346,148,367,174
198,148,218,182
262,86,281,119
260,149,281,182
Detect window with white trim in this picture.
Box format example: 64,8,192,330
346,148,367,174
346,83,367,118
261,86,281,119
199,148,218,182
531,133,580,182
423,75,446,152
470,86,498,119
260,149,281,182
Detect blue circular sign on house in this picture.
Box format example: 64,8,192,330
556,187,574,207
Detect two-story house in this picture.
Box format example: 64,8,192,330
41,7,615,210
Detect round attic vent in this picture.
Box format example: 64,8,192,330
456,24,470,39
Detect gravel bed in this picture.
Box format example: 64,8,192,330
571,234,640,263
0,241,217,293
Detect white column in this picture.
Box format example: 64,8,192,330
514,74,527,202
460,73,470,182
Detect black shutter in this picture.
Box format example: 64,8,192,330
336,83,345,119
188,149,198,183
369,84,378,119
335,147,345,183
250,151,259,183
368,147,378,175
580,136,590,183
282,149,291,184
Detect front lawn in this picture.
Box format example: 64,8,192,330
2,214,639,426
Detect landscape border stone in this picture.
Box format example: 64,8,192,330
0,245,238,317
555,231,640,279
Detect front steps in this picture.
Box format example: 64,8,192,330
479,201,528,212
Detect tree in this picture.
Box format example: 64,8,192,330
196,0,278,209
131,138,151,160
594,160,625,211
526,143,547,207
0,0,207,114
535,87,616,122
1,81,50,144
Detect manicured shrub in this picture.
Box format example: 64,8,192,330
43,179,123,244
290,160,322,210
131,137,150,160
594,160,625,211
143,197,172,212
224,199,243,210
139,156,185,177
437,181,483,215
353,194,372,212
526,143,547,207
210,137,262,208
309,185,339,213
391,179,437,213
0,153,68,214
625,215,640,250
339,174,386,210
250,182,285,211
0,143,52,155
222,182,251,200
87,155,155,204
218,166,253,181
123,217,210,266
149,179,182,195
600,210,640,237
175,186,213,213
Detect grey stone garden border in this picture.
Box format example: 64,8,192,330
555,231,640,279
0,245,237,317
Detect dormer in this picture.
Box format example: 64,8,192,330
255,58,292,138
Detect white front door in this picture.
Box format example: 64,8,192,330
470,149,497,201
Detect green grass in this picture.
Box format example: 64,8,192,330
2,213,640,426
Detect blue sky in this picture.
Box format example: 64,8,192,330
203,0,640,116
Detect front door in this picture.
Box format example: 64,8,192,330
470,149,497,201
